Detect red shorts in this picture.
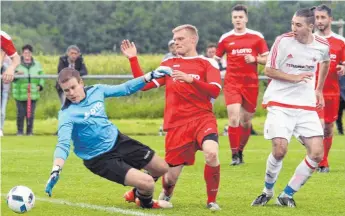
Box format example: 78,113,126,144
223,84,258,113
165,117,218,166
317,96,340,123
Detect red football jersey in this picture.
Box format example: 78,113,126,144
0,31,17,57
315,32,345,96
216,28,269,86
154,56,221,130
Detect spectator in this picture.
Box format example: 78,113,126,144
0,56,12,136
336,76,345,135
56,45,88,105
13,44,44,136
205,43,226,71
162,40,177,60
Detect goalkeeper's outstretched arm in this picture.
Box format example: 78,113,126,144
45,113,73,197
101,66,171,98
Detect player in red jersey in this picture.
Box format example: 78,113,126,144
0,31,20,83
215,4,269,165
314,4,345,173
121,24,222,211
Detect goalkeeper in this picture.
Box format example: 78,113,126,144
45,67,173,209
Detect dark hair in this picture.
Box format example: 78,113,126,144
315,4,332,17
58,68,82,84
295,7,315,25
206,43,217,50
22,44,33,53
232,4,248,15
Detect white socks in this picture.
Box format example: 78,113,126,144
263,153,283,196
283,155,317,196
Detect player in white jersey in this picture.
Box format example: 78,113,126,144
251,8,330,208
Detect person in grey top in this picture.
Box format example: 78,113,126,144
56,45,88,105
162,40,177,61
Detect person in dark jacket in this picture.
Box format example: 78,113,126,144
336,75,345,135
56,45,88,105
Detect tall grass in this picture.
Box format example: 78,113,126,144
35,54,164,75
5,55,267,120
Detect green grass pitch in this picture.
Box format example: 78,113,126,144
1,135,344,216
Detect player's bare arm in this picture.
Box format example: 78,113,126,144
316,60,330,91
264,67,313,83
2,52,20,83
0,50,5,66
121,39,137,58
171,69,221,98
336,63,345,76
315,60,330,108
244,54,267,65
53,158,65,169
171,70,193,83
256,54,268,65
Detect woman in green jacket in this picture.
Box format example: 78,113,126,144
13,44,44,135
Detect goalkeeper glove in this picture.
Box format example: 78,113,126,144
45,165,62,197
144,66,172,82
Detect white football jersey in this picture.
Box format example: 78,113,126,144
263,32,330,110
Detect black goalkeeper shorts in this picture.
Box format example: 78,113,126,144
83,131,155,186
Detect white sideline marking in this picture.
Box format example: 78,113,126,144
1,194,164,216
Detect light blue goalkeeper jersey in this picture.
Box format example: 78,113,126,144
53,77,146,161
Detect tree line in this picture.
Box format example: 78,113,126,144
1,1,344,55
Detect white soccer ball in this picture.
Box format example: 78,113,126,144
6,186,35,213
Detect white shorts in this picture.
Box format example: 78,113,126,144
264,106,323,143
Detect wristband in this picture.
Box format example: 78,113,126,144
51,165,62,174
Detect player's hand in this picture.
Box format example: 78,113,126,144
315,89,325,109
336,65,345,76
2,67,15,83
144,66,172,82
244,55,256,64
171,70,193,83
45,165,62,197
292,72,313,83
121,40,137,58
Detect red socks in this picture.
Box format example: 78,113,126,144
228,126,240,155
239,125,251,151
204,164,220,204
319,136,333,167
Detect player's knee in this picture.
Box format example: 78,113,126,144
272,146,287,160
309,149,324,163
272,139,288,160
139,176,155,192
157,163,169,177
310,153,323,163
229,115,240,126
204,150,218,164
240,118,252,128
272,151,286,161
